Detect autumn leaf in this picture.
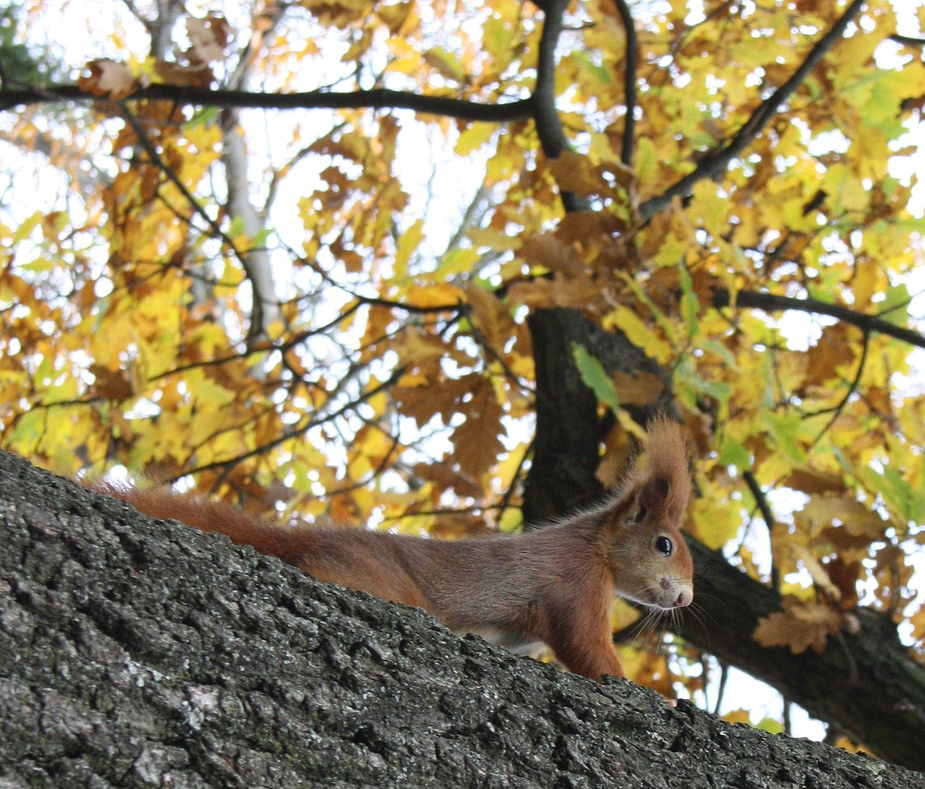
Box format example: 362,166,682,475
753,597,847,655
78,59,139,98
449,378,504,479
547,151,601,197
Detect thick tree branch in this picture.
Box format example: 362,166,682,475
4,450,920,786
677,536,925,771
532,0,571,159
639,0,866,219
532,0,590,213
612,0,638,167
713,287,925,350
0,83,535,122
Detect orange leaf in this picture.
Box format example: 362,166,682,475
521,233,584,278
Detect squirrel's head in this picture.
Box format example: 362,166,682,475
605,417,694,610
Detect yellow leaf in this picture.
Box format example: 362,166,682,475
690,179,729,237
423,47,466,83
455,124,495,156
690,497,742,549
604,306,673,364
393,219,425,280
406,283,464,309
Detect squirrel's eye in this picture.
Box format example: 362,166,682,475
655,536,673,556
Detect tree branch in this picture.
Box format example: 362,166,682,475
712,287,925,350
612,0,637,167
639,0,866,219
743,469,779,591
532,0,590,213
0,83,535,122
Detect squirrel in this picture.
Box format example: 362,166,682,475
91,415,694,681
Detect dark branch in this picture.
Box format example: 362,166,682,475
532,0,571,160
890,34,925,48
743,470,779,591
532,0,589,213
612,0,637,167
0,83,535,123
639,0,866,219
713,287,925,350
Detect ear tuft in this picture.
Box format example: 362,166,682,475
638,476,670,514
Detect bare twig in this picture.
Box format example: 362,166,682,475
743,470,779,592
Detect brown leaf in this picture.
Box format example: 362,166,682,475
612,369,665,406
411,462,482,499
783,468,847,495
506,275,604,312
89,364,133,402
792,545,841,602
521,233,584,278
548,151,601,197
451,378,504,479
753,597,846,654
78,59,139,99
464,282,515,352
556,211,624,245
393,374,481,426
185,14,231,66
800,495,886,539
822,556,861,609
805,323,857,386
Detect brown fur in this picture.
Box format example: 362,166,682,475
92,416,694,681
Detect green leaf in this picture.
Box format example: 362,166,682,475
718,438,750,468
860,465,925,525
763,412,806,464
571,343,620,414
678,263,700,338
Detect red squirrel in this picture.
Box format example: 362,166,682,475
93,416,693,681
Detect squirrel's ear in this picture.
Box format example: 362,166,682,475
633,476,670,522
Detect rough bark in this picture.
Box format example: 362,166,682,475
2,450,921,788
524,307,925,772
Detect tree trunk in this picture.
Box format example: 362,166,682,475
523,308,672,524
1,449,920,787
524,307,925,771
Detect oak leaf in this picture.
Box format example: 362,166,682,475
78,59,139,99
450,378,504,479
753,597,846,655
